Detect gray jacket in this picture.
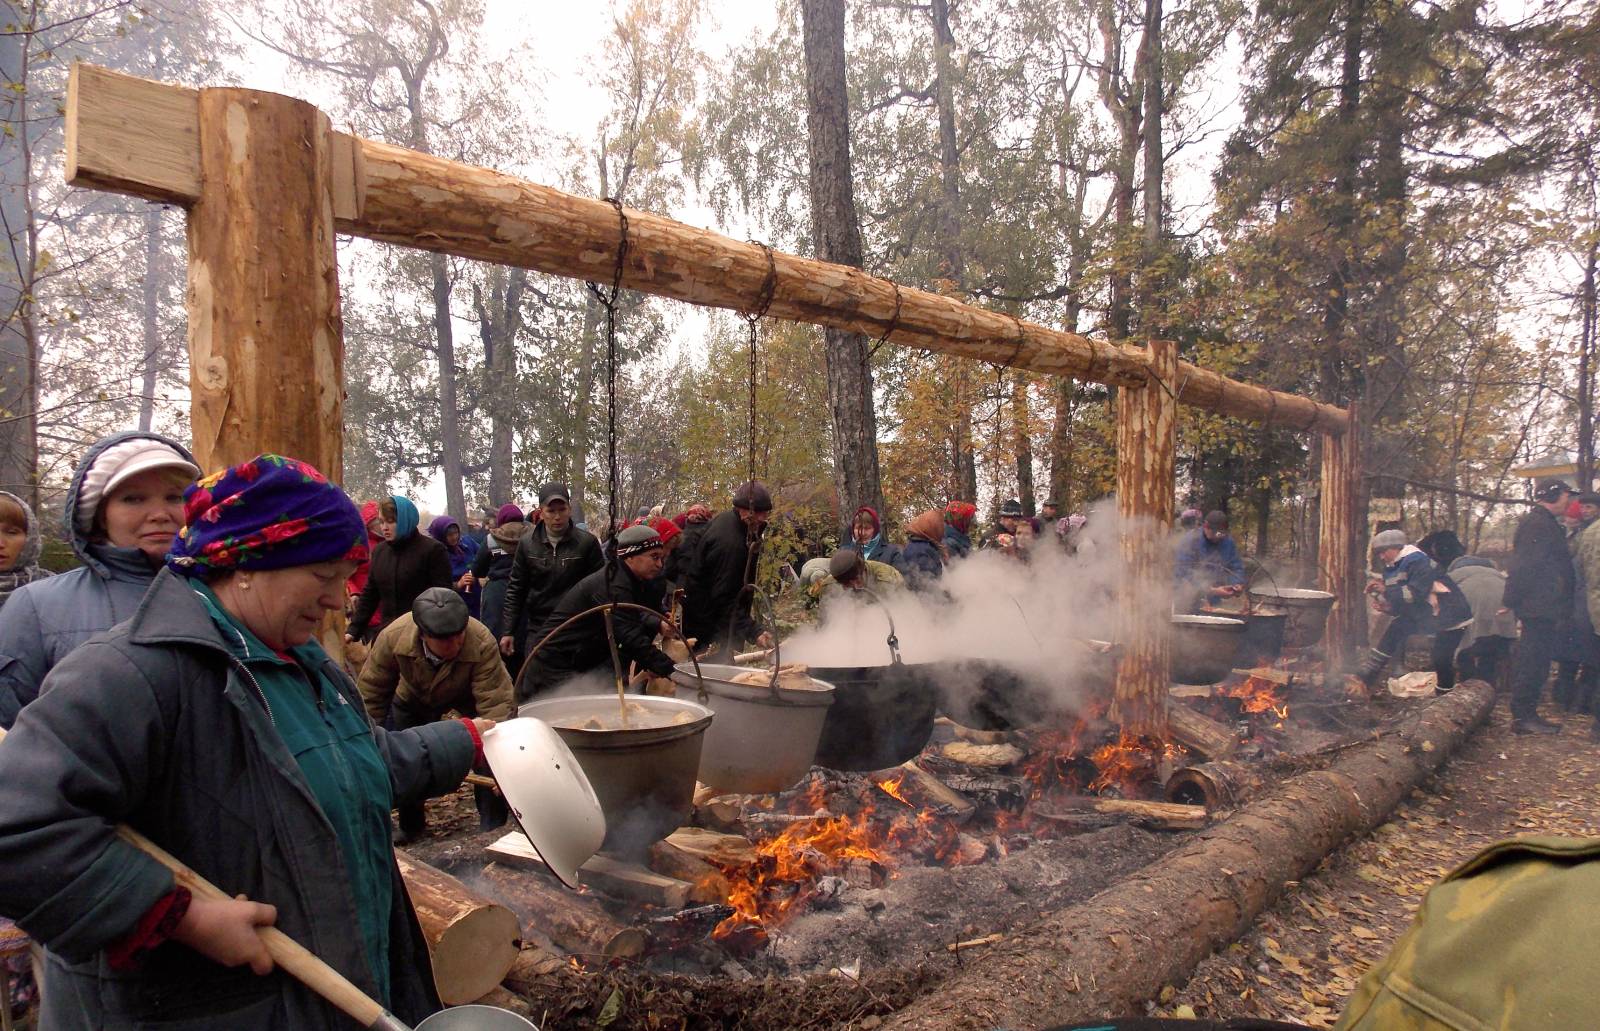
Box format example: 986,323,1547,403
0,570,475,1029
0,431,194,728
1448,556,1517,653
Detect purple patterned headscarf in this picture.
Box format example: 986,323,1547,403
167,454,368,577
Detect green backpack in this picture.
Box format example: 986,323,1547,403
1336,836,1600,1030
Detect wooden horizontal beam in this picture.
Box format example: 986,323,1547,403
65,62,1350,434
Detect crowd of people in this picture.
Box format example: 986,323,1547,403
0,430,1593,1026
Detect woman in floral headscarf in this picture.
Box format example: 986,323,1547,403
0,455,486,1031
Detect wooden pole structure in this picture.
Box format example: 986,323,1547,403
65,64,1348,436
1318,401,1364,670
1112,339,1178,737
184,87,344,476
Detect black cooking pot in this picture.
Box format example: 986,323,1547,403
1237,612,1288,666
805,661,939,771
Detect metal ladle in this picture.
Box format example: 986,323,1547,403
0,727,535,1031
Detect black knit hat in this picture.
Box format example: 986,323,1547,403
732,480,773,512
999,499,1023,517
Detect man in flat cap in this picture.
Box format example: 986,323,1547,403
1503,477,1575,734
521,524,683,698
359,587,514,840
681,481,776,660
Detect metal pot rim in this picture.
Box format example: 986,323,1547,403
518,694,713,749
672,663,837,708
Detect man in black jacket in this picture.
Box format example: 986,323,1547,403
499,482,603,667
520,524,680,697
1504,477,1574,734
682,481,776,659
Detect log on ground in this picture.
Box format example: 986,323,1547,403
395,852,522,1005
1164,702,1240,761
882,680,1495,1030
470,860,647,960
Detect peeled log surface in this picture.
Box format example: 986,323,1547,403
882,680,1495,1030
469,861,647,960
1164,702,1241,761
65,64,1350,435
394,853,521,1006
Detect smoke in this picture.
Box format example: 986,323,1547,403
777,500,1186,717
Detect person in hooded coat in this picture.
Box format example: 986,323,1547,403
427,514,481,619
0,431,199,729
347,496,451,642
0,491,50,610
844,505,904,569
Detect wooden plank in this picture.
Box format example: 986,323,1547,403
66,62,199,204
63,62,1350,435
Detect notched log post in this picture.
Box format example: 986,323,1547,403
186,87,344,476
1318,401,1362,670
1112,339,1178,737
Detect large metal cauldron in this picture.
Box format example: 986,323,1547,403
798,661,939,771
1248,586,1337,648
936,641,1118,731
671,663,835,793
517,695,712,857
1237,611,1288,666
1170,614,1247,684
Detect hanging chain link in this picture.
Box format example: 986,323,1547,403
742,243,779,487
586,198,629,552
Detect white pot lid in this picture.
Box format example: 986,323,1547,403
480,717,605,888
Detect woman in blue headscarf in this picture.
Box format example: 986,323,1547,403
347,495,451,641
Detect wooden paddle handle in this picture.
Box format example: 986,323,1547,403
0,726,400,1030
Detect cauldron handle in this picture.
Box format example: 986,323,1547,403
859,588,902,665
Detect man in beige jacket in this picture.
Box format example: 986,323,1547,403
359,587,514,840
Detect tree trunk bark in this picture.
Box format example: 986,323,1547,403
1319,401,1363,668
799,0,885,518
138,206,165,432
883,682,1495,1030
1578,234,1597,489
0,12,37,509
1137,0,1163,333
478,268,526,507
1012,373,1034,514
1096,0,1141,341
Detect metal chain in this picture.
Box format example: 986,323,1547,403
742,242,778,486
586,198,629,554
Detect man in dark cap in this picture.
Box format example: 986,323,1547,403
1173,509,1247,611
981,498,1025,550
358,587,514,840
1503,477,1574,734
500,481,603,663
682,481,776,659
521,524,682,697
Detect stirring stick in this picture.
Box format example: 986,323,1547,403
601,606,630,727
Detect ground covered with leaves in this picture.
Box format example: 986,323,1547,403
1159,696,1600,1027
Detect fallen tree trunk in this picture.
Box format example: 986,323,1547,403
883,680,1494,1030
395,853,522,1005
472,861,647,960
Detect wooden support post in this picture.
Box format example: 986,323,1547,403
1112,339,1178,738
185,87,344,476
1318,401,1363,670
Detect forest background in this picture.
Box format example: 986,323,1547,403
1,0,1596,575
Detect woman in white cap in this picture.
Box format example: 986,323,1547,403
0,431,198,727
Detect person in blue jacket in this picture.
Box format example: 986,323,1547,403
1355,528,1473,692
1173,510,1246,611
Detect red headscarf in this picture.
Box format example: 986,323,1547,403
649,517,682,547
944,500,976,533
